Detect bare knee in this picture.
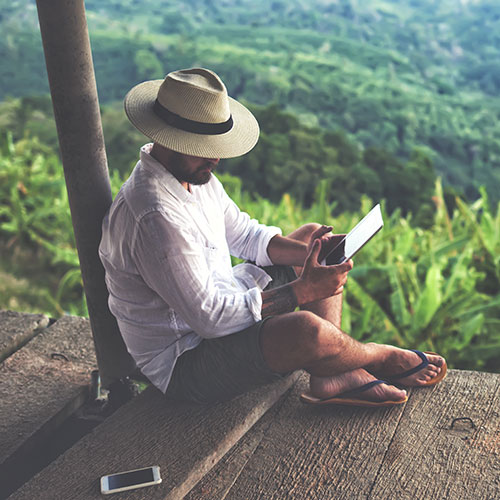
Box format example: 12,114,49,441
260,310,344,373
295,310,344,357
284,311,342,363
292,310,322,335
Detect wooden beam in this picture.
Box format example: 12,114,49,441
0,316,97,497
9,374,299,499
0,309,50,363
35,0,135,387
205,371,500,499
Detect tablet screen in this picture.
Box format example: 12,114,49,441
325,204,383,265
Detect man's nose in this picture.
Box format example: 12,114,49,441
207,158,220,165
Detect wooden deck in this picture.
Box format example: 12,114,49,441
1,310,499,500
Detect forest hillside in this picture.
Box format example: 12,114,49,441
0,0,499,372
2,0,500,202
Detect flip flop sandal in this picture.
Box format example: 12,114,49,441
300,379,408,407
386,350,448,387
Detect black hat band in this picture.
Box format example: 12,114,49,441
153,99,233,135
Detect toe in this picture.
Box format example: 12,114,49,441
426,353,445,368
418,367,438,383
393,387,407,401
425,366,439,377
388,350,447,387
370,383,406,402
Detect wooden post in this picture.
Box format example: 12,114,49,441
35,0,136,388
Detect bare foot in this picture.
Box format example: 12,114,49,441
369,346,445,387
309,368,407,402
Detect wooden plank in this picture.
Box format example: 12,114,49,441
9,373,299,500
0,315,96,496
0,309,50,363
185,397,283,500
221,372,408,500
367,370,500,500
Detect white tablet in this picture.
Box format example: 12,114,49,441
325,204,384,265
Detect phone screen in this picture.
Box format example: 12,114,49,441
107,468,155,490
325,204,383,265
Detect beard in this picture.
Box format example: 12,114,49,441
169,153,217,186
189,164,215,185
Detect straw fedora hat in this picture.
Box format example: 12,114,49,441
124,68,260,159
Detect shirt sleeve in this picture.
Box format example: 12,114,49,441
132,210,263,338
218,183,282,266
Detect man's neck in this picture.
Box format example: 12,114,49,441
150,143,190,191
150,143,169,169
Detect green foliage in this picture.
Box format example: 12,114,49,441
0,133,123,316
222,103,437,219
0,96,144,177
2,0,500,205
1,1,500,373
0,96,58,152
0,134,499,371
221,176,500,373
0,98,437,219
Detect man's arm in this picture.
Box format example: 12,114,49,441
261,239,353,317
266,225,343,267
265,234,308,267
133,212,266,338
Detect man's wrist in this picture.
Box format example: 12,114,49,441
261,283,299,318
290,277,318,306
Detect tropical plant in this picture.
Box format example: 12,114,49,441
222,175,500,372
1,136,499,372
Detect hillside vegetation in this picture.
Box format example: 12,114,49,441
1,1,499,372
1,0,500,202
1,133,499,372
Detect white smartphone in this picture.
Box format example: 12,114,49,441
325,204,384,265
100,465,162,495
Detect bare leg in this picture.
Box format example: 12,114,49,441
269,224,445,401
260,310,444,401
263,222,444,401
261,311,380,376
286,224,361,397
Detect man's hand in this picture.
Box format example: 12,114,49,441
294,238,353,305
261,226,353,318
307,225,346,264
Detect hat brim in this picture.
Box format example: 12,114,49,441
124,80,260,159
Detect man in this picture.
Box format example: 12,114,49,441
99,68,446,406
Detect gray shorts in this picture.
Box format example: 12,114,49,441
165,264,297,404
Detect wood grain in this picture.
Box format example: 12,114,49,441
223,372,408,500
0,309,49,363
1,315,96,468
367,370,500,500
9,373,298,500
185,398,283,500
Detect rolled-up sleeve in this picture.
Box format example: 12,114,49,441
133,211,263,338
221,191,281,266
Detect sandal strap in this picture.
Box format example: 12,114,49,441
389,350,428,381
333,379,388,399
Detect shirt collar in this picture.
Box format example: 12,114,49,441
139,143,195,204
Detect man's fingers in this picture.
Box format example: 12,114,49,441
306,238,321,263
312,225,332,241
341,258,354,272
329,258,353,272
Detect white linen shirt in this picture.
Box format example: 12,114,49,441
99,144,282,393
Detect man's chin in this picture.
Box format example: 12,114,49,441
190,171,213,186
